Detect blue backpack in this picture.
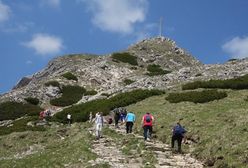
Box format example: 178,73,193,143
174,125,186,135
145,115,151,122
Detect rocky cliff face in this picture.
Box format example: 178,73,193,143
1,36,248,107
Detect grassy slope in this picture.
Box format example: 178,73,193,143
0,123,104,168
127,89,248,167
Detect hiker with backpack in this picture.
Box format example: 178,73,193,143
142,112,154,141
125,111,136,134
171,122,187,153
120,108,127,124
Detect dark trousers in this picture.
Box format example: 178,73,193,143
126,122,133,133
143,125,152,140
171,134,183,152
114,117,119,128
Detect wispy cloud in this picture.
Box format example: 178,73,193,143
1,22,34,33
80,0,148,34
222,36,248,59
23,33,64,56
41,0,61,8
0,0,11,23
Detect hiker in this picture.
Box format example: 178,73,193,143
39,111,44,120
94,112,104,140
120,108,127,124
113,108,120,128
125,111,136,133
45,109,51,117
67,113,72,126
171,122,187,153
142,112,154,141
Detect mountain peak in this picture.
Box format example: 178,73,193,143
127,36,202,70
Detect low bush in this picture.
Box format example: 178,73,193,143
123,79,135,85
85,90,98,95
44,81,60,87
111,52,138,66
101,93,111,97
62,72,78,81
24,97,40,105
50,85,86,107
182,74,248,90
0,102,43,121
227,58,238,62
0,116,45,136
147,64,171,76
53,89,164,123
195,73,202,77
165,90,227,103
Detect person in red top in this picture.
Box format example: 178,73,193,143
141,112,154,141
39,111,44,120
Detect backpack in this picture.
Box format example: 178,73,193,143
145,115,151,122
174,125,186,135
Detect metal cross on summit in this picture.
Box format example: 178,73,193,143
159,17,163,37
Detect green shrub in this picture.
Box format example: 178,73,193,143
62,72,78,81
123,79,135,85
50,85,86,107
227,58,238,62
101,93,111,97
85,90,98,95
195,73,202,77
0,102,43,121
147,64,171,76
0,116,45,136
44,81,60,87
165,90,227,103
54,89,164,123
182,74,248,90
24,97,40,105
111,52,138,65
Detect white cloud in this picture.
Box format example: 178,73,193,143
23,33,64,55
80,0,148,34
0,1,11,23
41,0,61,8
222,36,248,59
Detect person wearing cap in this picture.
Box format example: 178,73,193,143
125,111,136,134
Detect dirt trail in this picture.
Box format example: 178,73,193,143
88,124,203,168
112,125,203,168
88,127,143,168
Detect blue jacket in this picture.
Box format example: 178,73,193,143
125,112,136,122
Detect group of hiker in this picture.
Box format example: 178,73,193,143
39,109,51,121
90,108,187,153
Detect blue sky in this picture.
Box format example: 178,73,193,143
1,0,248,94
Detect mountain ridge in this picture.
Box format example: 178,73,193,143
1,36,248,107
